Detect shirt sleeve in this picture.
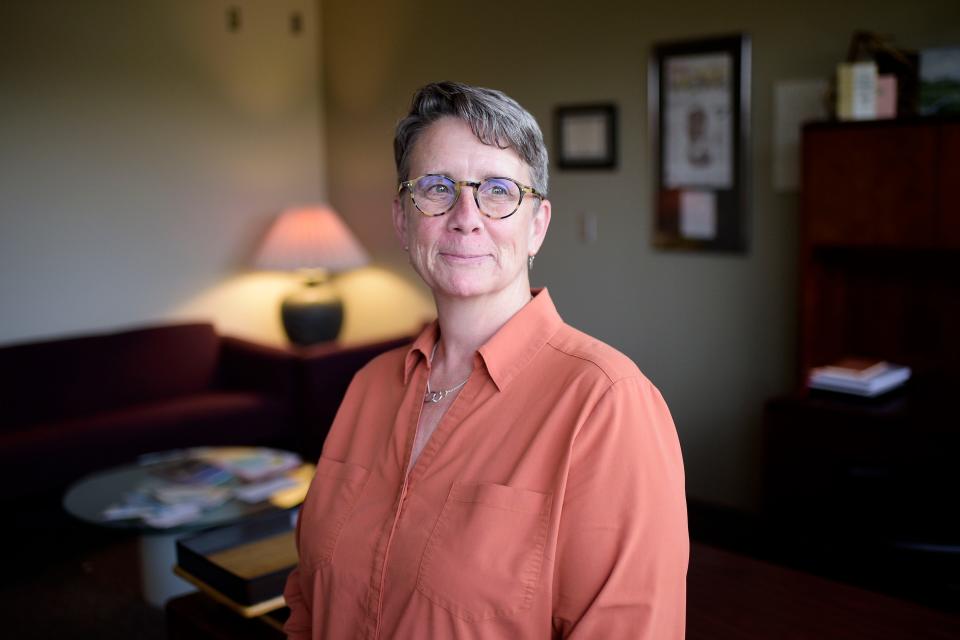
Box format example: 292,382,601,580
552,376,688,638
283,510,312,638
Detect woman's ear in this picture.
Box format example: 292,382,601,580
528,198,551,256
392,197,409,249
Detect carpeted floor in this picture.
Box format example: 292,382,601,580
3,509,164,640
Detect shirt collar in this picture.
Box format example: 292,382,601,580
403,321,440,384
402,288,564,392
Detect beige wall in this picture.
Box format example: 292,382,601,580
0,0,326,345
1,0,957,510
320,0,960,509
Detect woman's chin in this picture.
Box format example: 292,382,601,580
432,281,493,299
428,272,500,299
428,270,532,302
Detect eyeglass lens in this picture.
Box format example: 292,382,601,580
412,175,521,218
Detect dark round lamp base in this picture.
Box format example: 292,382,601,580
281,287,344,346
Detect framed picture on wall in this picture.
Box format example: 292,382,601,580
555,104,618,169
649,34,751,252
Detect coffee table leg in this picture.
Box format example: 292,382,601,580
139,532,196,608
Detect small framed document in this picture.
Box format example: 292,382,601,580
555,104,617,170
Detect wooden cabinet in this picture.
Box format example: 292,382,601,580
803,123,938,248
941,124,960,247
803,120,960,250
798,119,960,375
763,119,960,603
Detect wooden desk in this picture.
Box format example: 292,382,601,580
761,387,959,612
688,543,960,639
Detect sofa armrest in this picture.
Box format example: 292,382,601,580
216,336,298,401
298,335,413,462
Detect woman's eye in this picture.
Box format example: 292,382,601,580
427,183,449,194
483,182,513,197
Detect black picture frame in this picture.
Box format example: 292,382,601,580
649,34,751,252
555,104,618,170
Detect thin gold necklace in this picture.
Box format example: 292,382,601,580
424,342,469,404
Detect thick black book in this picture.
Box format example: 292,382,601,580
176,508,298,607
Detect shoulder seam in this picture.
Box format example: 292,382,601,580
543,340,640,386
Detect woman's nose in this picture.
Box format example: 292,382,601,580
446,185,484,233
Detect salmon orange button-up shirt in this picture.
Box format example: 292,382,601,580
284,289,688,639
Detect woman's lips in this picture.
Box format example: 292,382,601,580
440,252,490,264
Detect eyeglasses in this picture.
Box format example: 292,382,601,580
398,174,545,220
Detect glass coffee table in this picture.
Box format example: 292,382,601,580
63,446,312,608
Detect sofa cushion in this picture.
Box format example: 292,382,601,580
1,323,220,430
0,391,294,500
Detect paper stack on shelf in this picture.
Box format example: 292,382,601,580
807,358,911,397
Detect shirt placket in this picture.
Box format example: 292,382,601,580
366,356,482,639
360,359,424,640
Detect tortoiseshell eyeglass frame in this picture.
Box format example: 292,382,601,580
397,174,545,220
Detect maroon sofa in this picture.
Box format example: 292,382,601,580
0,323,411,503
295,334,414,464
0,323,298,502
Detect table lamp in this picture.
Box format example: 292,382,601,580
254,205,369,346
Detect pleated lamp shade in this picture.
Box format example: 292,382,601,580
254,206,368,346
254,205,369,273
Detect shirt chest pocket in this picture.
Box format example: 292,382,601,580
417,481,552,622
298,456,370,570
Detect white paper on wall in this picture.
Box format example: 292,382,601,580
679,190,718,240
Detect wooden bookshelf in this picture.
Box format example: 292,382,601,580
762,118,960,607
799,118,960,376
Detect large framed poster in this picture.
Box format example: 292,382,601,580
650,34,751,252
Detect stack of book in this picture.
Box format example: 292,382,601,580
175,509,298,614
807,358,911,397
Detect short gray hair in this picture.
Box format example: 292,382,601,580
394,81,549,196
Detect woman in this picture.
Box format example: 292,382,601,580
284,81,688,639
